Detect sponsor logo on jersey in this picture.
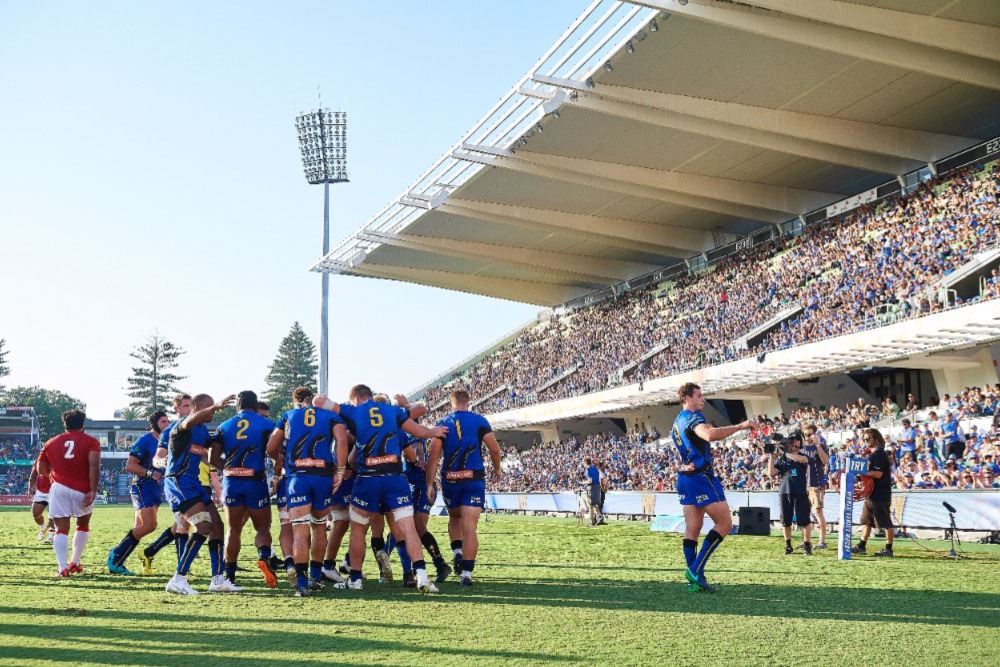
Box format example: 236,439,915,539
445,469,474,481
224,467,255,477
365,455,399,467
189,445,207,456
294,458,326,467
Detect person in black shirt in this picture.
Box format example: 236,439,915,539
766,432,813,555
852,429,894,557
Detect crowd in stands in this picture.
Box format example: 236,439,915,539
489,391,1000,495
423,160,1000,419
0,462,127,497
0,436,39,462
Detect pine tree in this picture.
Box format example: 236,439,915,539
0,339,8,393
265,322,318,415
126,335,186,415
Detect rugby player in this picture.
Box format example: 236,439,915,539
107,410,170,575
209,390,278,588
164,393,236,594
27,459,54,543
144,393,193,574
425,389,501,586
36,410,101,577
671,383,755,593
260,401,294,578
266,386,348,598
313,385,447,594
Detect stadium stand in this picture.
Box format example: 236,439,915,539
423,161,1000,420
490,390,1000,494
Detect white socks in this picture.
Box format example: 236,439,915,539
71,529,89,564
54,533,69,570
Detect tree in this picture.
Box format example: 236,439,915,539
126,335,186,415
265,322,318,416
0,339,9,393
0,386,86,439
119,406,141,421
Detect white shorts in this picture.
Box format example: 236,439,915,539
48,482,94,519
33,490,50,505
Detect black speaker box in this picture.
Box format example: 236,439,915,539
737,506,770,535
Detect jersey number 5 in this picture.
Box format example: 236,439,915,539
369,407,383,428
64,440,75,459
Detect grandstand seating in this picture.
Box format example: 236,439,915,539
490,391,1000,495
423,161,1000,420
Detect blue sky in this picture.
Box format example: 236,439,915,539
0,1,586,417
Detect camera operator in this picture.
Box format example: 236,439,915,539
802,424,830,550
765,431,813,555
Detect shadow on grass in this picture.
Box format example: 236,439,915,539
0,605,578,665
430,580,1000,627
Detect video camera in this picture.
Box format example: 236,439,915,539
762,430,802,455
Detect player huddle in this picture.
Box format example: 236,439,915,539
33,384,502,597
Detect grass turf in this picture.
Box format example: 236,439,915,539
0,506,998,666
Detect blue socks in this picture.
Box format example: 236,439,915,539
692,530,724,576
208,539,224,577
396,540,413,574
177,533,206,575
682,538,698,569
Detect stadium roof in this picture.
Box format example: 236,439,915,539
313,0,1000,307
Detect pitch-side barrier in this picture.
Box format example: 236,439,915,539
480,489,1000,531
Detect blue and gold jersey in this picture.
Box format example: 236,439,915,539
671,409,714,475
129,432,163,483
166,421,210,482
435,410,492,482
276,406,342,476
212,411,275,480
338,400,411,477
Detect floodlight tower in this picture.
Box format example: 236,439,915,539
295,108,348,395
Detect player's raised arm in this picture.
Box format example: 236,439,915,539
693,419,755,443
395,394,428,421
402,419,448,441
180,394,235,430
313,394,341,414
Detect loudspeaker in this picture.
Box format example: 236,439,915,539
737,507,770,535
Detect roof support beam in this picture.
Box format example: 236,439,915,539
463,143,836,215
743,0,1000,64
441,197,713,256
634,1,1000,90
456,148,800,224
530,76,974,170
357,230,654,285
341,263,584,306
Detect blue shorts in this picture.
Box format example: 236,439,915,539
275,477,288,509
287,475,332,512
442,480,485,509
677,474,726,508
223,477,270,510
130,481,163,510
332,476,354,508
351,475,411,513
410,482,433,514
164,475,213,513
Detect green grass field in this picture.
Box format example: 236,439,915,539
1,506,998,666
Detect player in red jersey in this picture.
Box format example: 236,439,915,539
36,410,101,577
28,460,55,543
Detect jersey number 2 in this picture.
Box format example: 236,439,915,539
236,420,249,440
64,440,75,459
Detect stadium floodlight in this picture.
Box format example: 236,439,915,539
295,106,349,395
